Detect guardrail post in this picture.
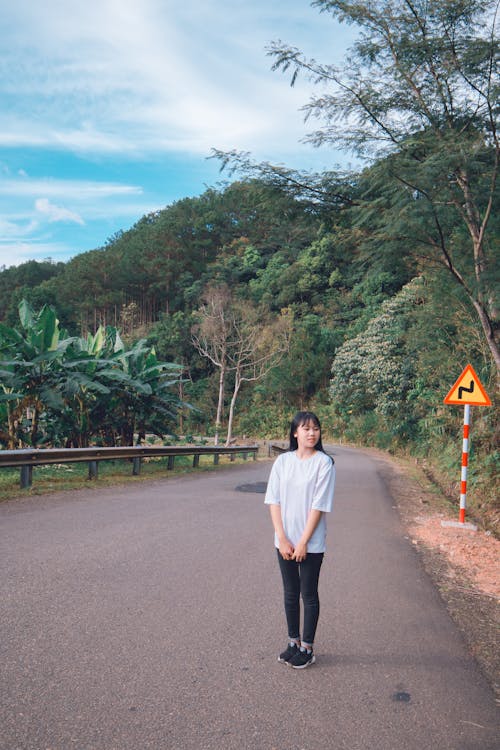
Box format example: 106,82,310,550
20,465,32,489
167,455,175,470
88,461,98,480
214,454,219,465
193,454,200,468
230,453,235,462
243,451,248,460
252,449,257,461
132,457,141,476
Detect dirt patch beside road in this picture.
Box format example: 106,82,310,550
367,448,499,700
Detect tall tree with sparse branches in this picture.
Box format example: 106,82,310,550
192,284,291,444
225,303,291,446
191,284,233,445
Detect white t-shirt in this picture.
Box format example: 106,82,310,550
264,450,335,553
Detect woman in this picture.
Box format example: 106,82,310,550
264,411,335,669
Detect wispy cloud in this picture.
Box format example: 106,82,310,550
35,199,84,226
0,217,39,238
0,176,143,200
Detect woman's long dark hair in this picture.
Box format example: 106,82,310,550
288,411,326,453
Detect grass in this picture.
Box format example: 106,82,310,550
0,453,262,502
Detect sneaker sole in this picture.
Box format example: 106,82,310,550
290,655,316,669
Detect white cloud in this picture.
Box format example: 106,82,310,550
0,241,76,268
0,173,152,267
0,217,39,238
35,198,85,225
0,177,143,200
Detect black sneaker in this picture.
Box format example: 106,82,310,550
278,642,299,663
289,647,315,669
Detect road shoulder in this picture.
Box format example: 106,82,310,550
362,447,499,701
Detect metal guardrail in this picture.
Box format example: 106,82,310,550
269,442,287,455
0,444,259,489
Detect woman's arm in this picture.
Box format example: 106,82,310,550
292,509,323,562
269,504,295,560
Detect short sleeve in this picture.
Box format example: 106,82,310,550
264,455,282,505
311,456,335,513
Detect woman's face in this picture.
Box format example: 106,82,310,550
294,419,320,450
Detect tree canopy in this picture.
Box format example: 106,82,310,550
222,0,500,371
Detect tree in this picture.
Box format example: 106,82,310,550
224,303,291,445
240,0,500,373
329,276,425,441
0,259,64,324
192,284,291,444
191,284,233,445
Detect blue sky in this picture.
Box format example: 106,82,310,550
0,0,356,269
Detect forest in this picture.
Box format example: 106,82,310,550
0,0,498,527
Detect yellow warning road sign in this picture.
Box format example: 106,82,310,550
444,364,492,406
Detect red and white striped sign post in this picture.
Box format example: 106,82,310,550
444,364,491,525
459,404,471,524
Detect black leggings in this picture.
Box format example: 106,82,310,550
276,550,324,645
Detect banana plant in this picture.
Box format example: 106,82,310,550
0,301,71,447
0,300,185,448
98,333,183,445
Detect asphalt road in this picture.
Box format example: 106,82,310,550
1,446,498,750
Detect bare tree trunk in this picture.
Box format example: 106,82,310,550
178,378,184,435
471,299,500,377
214,363,225,445
225,373,241,446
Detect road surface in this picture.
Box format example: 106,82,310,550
1,446,498,749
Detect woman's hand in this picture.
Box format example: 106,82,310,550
279,538,295,560
292,541,307,562
269,505,295,560
292,510,323,562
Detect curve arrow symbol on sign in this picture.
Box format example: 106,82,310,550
457,380,474,400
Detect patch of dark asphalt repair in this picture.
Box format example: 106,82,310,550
235,481,268,493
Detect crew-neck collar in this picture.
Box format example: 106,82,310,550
293,449,318,461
